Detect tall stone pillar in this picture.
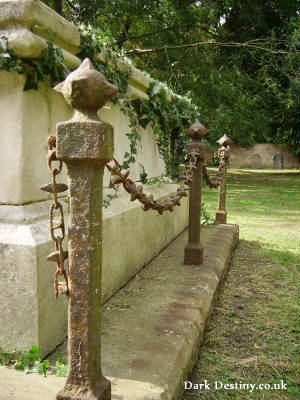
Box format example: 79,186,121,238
184,121,209,265
55,58,117,400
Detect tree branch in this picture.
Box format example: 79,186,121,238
125,39,288,55
116,17,132,49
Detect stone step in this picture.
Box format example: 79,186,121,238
0,224,238,400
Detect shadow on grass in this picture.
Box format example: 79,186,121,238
242,238,299,268
182,237,299,400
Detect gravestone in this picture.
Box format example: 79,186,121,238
273,153,283,169
249,154,262,169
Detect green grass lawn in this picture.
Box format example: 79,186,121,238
183,169,300,400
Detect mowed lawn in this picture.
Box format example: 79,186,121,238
183,170,300,400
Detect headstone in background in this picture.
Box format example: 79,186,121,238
249,154,262,169
273,153,284,169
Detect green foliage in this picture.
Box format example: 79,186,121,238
78,26,200,177
186,171,300,400
0,27,200,179
201,203,218,226
55,350,67,377
139,165,148,184
103,191,119,208
0,35,69,90
5,0,300,170
56,359,67,377
32,359,50,377
130,82,199,179
0,349,16,366
0,346,68,377
13,345,49,376
44,0,300,155
190,1,300,154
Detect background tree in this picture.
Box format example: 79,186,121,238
42,0,300,154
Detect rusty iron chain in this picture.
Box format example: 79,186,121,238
106,149,201,215
181,149,200,185
40,135,69,298
202,147,228,189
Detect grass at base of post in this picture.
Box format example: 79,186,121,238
183,169,300,400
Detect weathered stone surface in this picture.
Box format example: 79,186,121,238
56,119,114,161
184,122,208,265
273,153,284,169
0,68,166,205
54,58,118,111
229,143,299,169
0,224,239,400
0,184,189,356
0,200,69,355
0,0,80,54
249,153,262,169
0,4,167,206
55,59,115,400
0,70,72,205
215,210,227,224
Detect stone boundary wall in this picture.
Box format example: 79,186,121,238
0,0,189,356
229,143,299,169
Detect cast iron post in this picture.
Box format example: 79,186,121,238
55,58,117,400
184,120,209,265
215,134,233,224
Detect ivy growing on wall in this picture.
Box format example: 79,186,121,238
0,29,201,180
0,36,69,90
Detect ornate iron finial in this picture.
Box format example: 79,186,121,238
185,120,210,141
217,134,233,148
54,58,118,111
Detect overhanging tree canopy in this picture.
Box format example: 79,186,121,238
43,0,300,154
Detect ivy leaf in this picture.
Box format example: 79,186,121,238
139,117,149,129
32,359,49,377
56,360,67,377
149,82,161,97
0,52,10,58
33,61,44,80
24,71,38,91
0,36,8,52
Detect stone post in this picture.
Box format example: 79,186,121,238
184,121,209,265
55,59,118,400
215,135,233,224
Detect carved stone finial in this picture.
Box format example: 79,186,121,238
185,120,210,141
54,58,118,111
217,134,233,148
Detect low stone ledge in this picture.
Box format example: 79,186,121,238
0,183,188,356
0,224,239,400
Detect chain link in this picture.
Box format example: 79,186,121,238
181,149,201,185
202,147,228,189
106,150,201,215
40,135,69,298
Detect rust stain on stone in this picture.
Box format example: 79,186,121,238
131,358,151,369
169,302,205,317
175,289,199,299
163,307,192,322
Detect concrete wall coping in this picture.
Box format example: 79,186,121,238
96,48,153,96
0,0,154,96
0,183,179,225
0,0,80,52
